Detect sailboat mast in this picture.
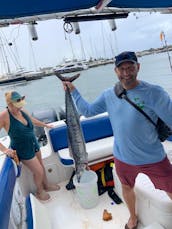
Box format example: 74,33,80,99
68,35,76,60
79,34,86,60
0,37,11,75
101,22,106,58
29,38,38,70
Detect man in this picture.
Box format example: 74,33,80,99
0,91,60,201
63,51,172,229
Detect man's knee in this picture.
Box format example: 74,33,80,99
122,183,134,192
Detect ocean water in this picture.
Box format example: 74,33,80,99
0,51,172,133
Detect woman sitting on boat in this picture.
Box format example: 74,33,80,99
0,91,60,201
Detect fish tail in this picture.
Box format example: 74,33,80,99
54,72,80,82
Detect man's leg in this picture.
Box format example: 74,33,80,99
114,157,138,228
166,192,172,200
122,183,137,229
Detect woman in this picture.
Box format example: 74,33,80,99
0,91,60,201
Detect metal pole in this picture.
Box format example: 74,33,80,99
162,32,172,73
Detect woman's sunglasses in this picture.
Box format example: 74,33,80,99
16,96,25,103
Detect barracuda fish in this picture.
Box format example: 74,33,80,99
55,72,88,182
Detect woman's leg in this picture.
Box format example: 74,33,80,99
36,150,60,191
22,156,50,201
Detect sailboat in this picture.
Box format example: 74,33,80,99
1,1,172,229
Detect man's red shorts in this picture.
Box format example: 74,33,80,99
114,156,172,193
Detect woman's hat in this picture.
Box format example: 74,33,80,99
5,91,26,108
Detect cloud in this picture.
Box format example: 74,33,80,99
116,12,172,51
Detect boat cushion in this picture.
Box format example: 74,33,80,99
49,115,113,166
58,136,114,165
49,115,113,152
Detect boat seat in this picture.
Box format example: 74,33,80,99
48,114,114,166
162,140,172,161
58,136,114,166
113,169,172,229
135,173,172,228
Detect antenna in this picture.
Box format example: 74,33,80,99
160,31,172,73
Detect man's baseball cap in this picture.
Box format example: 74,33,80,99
5,91,26,108
115,51,138,67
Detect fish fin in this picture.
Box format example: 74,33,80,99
54,71,80,82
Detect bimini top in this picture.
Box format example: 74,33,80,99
0,0,172,25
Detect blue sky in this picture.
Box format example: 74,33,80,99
0,12,172,73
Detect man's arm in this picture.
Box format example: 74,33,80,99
63,81,106,117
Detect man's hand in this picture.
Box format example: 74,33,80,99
63,81,75,92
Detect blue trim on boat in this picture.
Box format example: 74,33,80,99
25,195,33,229
60,158,74,166
167,135,172,141
0,157,17,229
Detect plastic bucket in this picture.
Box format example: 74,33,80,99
73,170,99,209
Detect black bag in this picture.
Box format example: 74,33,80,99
156,118,172,142
95,162,122,204
114,82,172,142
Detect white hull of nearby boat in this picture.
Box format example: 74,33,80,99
1,113,172,229
53,62,88,74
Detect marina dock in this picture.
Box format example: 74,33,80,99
0,58,114,85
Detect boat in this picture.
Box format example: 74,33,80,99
0,71,44,86
0,75,27,85
1,1,172,229
53,61,88,74
1,110,172,229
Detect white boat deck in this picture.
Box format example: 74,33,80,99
42,181,144,229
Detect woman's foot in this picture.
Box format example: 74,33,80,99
44,183,60,192
35,190,50,201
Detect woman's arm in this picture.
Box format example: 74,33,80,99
30,116,54,128
22,109,54,128
0,111,16,158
